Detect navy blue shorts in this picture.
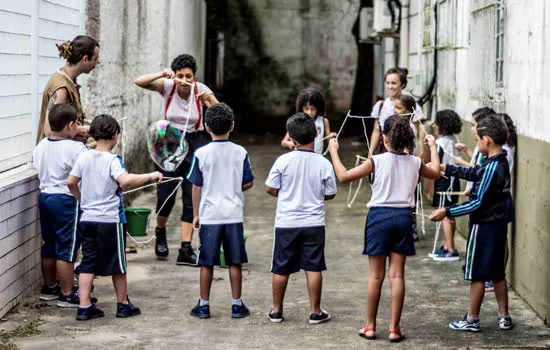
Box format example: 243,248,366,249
271,226,326,275
39,193,80,262
433,176,461,207
363,207,416,256
464,222,507,282
79,222,127,276
198,223,248,266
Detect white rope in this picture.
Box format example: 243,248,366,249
415,182,426,235
122,177,182,195
125,177,185,244
431,193,445,256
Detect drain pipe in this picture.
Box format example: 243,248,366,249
399,0,409,68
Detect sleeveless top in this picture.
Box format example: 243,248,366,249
313,116,325,154
367,152,422,208
37,70,84,144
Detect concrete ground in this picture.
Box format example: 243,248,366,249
1,138,549,350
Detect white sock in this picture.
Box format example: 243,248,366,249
80,304,92,309
232,298,242,306
199,299,209,306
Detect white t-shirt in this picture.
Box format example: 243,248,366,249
371,96,424,130
33,138,88,196
436,135,459,166
187,140,254,225
367,152,422,208
313,116,325,154
70,150,126,223
161,79,213,132
265,150,337,228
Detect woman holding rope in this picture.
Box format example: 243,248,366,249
135,54,219,265
368,68,424,157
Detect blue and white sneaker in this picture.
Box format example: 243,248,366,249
499,316,514,330
231,302,250,318
449,315,481,332
190,300,210,319
485,281,494,292
433,250,460,262
428,246,446,258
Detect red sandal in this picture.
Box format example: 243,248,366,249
358,325,376,340
389,329,406,342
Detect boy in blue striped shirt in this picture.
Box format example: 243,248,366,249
430,115,514,332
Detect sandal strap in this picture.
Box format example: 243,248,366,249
361,325,376,332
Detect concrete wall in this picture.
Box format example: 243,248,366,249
0,169,41,318
398,0,550,322
243,0,360,116
80,0,207,174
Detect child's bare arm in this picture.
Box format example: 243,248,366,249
117,171,163,188
67,175,81,201
421,135,440,180
454,156,472,167
265,186,279,197
324,118,337,139
242,181,254,192
192,185,202,229
328,139,373,182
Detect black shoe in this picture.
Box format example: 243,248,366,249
232,303,250,318
76,304,105,321
176,245,198,266
40,284,60,301
58,288,98,308
268,309,283,323
116,298,141,318
155,227,169,260
309,309,331,324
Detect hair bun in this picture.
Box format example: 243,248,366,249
399,67,409,76
56,41,72,60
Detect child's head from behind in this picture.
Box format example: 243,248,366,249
296,88,325,119
494,113,517,147
476,115,509,154
383,115,415,152
471,107,495,135
434,109,462,137
287,112,316,146
49,104,79,137
394,95,416,115
90,114,120,143
205,103,234,136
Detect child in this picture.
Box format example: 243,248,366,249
329,115,440,342
393,94,425,157
266,113,337,324
430,115,514,332
281,88,336,154
33,104,88,306
187,103,254,319
430,110,463,262
67,115,162,321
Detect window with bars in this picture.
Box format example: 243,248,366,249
495,1,504,85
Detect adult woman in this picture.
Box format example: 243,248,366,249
37,35,100,144
135,54,218,266
368,68,424,157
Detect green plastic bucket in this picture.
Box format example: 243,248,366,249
125,208,152,236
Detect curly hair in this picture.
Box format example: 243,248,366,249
385,67,409,88
286,112,316,145
295,88,326,116
398,94,416,113
435,109,462,136
56,35,99,64
476,115,509,146
171,54,197,74
90,114,120,141
205,103,234,135
494,113,517,147
383,115,415,151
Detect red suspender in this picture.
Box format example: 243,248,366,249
164,83,177,120
164,81,203,131
193,82,202,130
